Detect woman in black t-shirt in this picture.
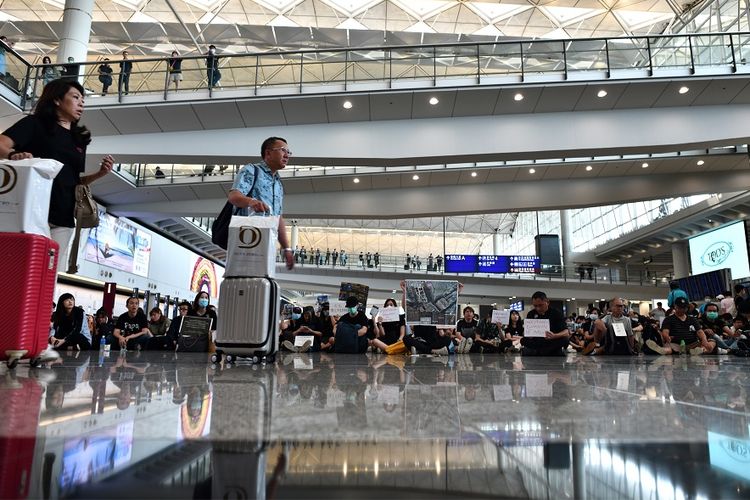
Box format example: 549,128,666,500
372,298,406,346
0,79,114,271
190,291,218,333
50,293,92,350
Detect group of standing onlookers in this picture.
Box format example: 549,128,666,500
36,45,223,97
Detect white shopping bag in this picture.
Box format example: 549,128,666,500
0,158,63,237
226,215,279,278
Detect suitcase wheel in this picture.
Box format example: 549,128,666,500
225,354,235,364
6,358,19,369
251,354,261,364
210,352,222,364
264,353,276,364
30,357,42,368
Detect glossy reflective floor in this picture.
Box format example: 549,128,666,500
1,351,749,499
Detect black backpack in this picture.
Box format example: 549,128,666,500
210,165,257,249
641,322,662,355
601,316,633,355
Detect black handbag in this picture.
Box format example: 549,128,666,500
210,165,257,249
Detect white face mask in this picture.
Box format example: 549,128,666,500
589,314,598,320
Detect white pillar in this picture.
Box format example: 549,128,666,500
57,0,94,66
672,242,690,278
492,231,501,255
290,224,299,250
559,209,573,267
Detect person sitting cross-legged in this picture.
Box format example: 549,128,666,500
646,297,715,355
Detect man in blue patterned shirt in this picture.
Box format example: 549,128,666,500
227,136,295,269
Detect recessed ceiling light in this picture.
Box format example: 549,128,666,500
514,93,524,101
597,90,607,98
353,177,360,183
429,96,439,105
641,162,649,168
343,100,353,109
697,160,705,166
678,86,689,94
412,174,419,180
471,171,477,177
585,165,593,171
529,168,536,174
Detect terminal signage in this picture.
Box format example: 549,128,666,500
445,255,540,274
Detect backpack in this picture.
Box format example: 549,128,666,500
211,165,257,249
601,316,633,355
334,322,363,354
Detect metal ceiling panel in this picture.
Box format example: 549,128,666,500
534,85,586,113
102,106,162,134
371,174,403,189
485,168,520,182
541,163,577,180
652,81,710,107
427,170,461,186
235,99,287,126
613,81,669,109
411,90,457,119
161,186,200,201
452,88,500,117
81,108,121,136
574,83,628,111
282,178,315,194
147,103,203,132
494,88,543,114
690,78,748,106
325,94,370,122
190,101,246,129
369,93,414,120
280,96,329,125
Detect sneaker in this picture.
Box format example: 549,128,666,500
581,342,597,355
411,346,417,356
431,347,449,356
456,338,468,354
646,339,671,356
464,338,474,353
298,340,312,353
282,340,296,353
717,347,730,355
689,346,704,356
38,347,61,362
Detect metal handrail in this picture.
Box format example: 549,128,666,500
19,31,750,107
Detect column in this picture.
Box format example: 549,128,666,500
672,241,690,278
290,223,299,250
492,231,501,255
57,0,94,67
559,209,573,267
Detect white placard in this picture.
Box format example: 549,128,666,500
492,310,511,324
329,301,348,317
380,385,400,405
616,372,629,391
612,322,627,337
493,384,512,401
379,307,401,323
525,374,552,397
524,319,550,338
293,356,313,370
294,335,314,347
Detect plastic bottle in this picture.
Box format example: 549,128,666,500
680,339,686,355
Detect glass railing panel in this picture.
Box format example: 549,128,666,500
606,38,650,71
257,54,301,88
522,40,566,75
390,47,436,81
650,36,692,70
0,45,30,97
348,49,390,83
215,56,258,90
565,39,609,72
691,34,734,68
434,45,479,79
479,43,523,78
735,33,750,67
300,51,348,86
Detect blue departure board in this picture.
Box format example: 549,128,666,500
444,255,540,273
444,255,479,273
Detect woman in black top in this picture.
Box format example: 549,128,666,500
504,310,524,339
190,291,218,333
373,298,406,346
167,51,182,91
98,59,113,95
0,79,114,271
50,293,92,350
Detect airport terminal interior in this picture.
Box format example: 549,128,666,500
2,0,750,498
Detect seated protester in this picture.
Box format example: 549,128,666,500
370,298,406,353
712,315,747,353
166,301,191,347
568,316,586,352
281,306,315,353
646,297,716,355
687,302,700,318
580,308,601,354
504,310,525,351
114,297,151,350
147,307,173,350
49,293,92,350
700,303,733,353
92,307,115,349
521,291,570,356
453,306,479,354
318,303,336,351
474,312,513,353
590,297,635,355
191,291,217,332
334,296,370,353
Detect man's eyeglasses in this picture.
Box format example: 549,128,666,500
269,147,292,155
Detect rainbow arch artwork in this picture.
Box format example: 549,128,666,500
191,258,218,298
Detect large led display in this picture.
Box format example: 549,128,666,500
689,221,750,280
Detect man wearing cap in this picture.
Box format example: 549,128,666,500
647,297,716,355
333,296,370,353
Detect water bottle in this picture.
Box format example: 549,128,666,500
99,336,106,351
680,339,686,355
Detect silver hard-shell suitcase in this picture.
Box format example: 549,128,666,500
214,277,279,364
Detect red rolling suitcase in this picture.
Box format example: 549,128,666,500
0,373,43,499
0,233,58,368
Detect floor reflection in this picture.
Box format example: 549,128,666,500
0,350,748,499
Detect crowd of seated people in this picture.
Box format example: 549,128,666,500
49,291,219,353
